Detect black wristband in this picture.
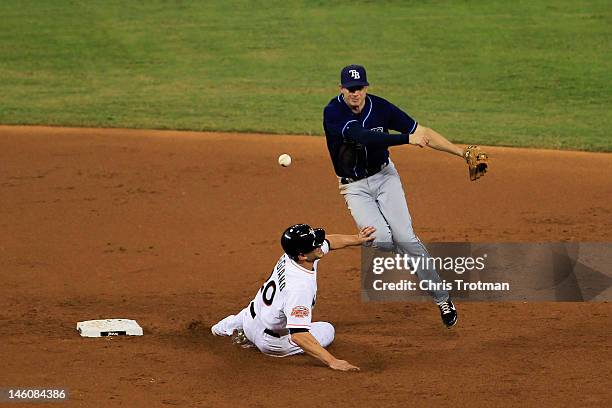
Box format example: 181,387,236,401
288,328,309,334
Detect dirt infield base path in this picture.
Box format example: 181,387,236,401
1,126,610,407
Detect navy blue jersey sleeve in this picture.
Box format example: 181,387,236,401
385,100,418,134
344,121,409,146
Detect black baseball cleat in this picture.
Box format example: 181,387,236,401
437,298,458,328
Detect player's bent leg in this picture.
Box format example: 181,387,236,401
211,307,248,336
340,181,393,250
310,321,335,348
374,162,449,303
341,183,395,294
257,322,336,358
374,162,418,244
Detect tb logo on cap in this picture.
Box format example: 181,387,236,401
340,64,369,87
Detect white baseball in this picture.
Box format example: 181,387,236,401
278,153,292,167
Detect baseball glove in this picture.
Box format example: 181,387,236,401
463,145,489,181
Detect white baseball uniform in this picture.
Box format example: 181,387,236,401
212,240,335,357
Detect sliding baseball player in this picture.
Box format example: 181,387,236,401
212,224,375,371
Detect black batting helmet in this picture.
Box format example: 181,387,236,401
281,224,326,259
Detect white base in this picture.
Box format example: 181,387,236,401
76,319,143,337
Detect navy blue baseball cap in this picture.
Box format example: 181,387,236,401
340,64,369,88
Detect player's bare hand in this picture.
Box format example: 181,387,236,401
329,359,360,372
409,133,429,148
358,226,376,243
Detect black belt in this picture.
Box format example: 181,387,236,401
264,328,281,338
250,302,282,338
340,161,388,185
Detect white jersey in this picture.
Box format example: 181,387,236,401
250,240,330,332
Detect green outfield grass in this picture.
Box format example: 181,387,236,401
0,0,610,151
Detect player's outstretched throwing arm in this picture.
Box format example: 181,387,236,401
410,125,489,181
409,125,463,155
341,119,489,182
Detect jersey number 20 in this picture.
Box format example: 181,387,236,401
261,280,276,306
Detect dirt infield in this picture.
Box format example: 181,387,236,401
1,126,610,407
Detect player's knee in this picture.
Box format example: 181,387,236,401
325,322,335,345
373,241,394,252
372,228,393,251
326,322,335,339
394,231,419,245
319,321,334,335
314,321,335,347
397,240,430,259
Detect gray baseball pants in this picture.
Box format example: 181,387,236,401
339,160,449,303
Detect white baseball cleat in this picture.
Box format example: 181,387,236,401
210,323,228,337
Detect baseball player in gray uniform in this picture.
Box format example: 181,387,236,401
324,64,488,327
212,224,376,371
